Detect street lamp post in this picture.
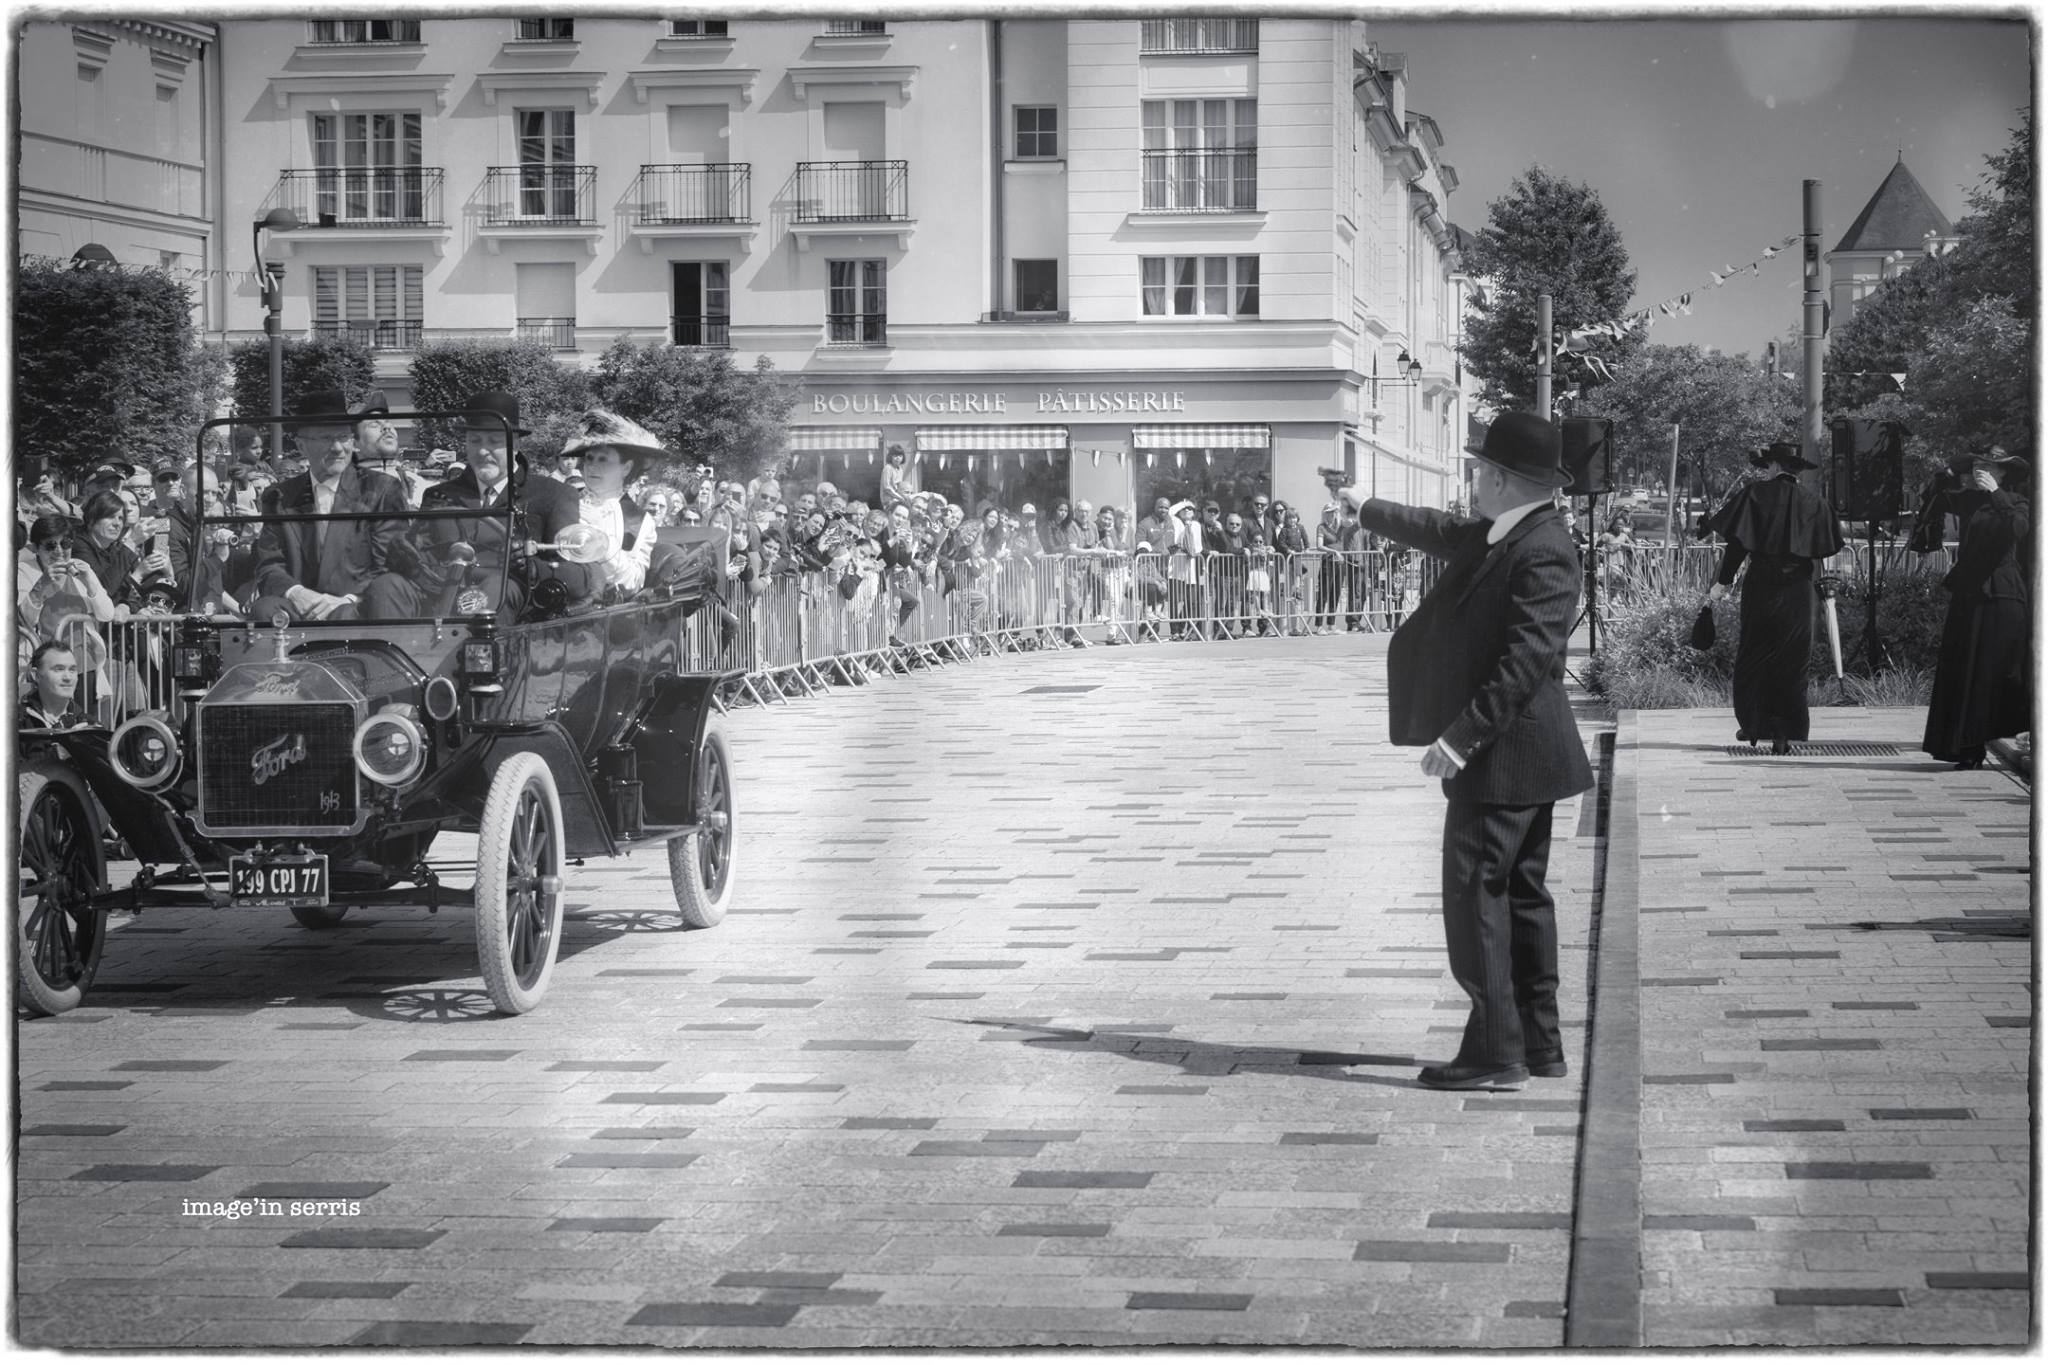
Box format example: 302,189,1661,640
252,208,301,464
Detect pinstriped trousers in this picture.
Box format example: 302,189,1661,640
1440,800,1562,1068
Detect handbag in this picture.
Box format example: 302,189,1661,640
1689,602,1716,649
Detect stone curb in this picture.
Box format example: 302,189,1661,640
1564,713,1642,1348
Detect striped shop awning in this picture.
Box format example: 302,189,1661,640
1131,423,1271,450
785,426,882,452
914,426,1069,452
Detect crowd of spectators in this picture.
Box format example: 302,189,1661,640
16,419,1414,720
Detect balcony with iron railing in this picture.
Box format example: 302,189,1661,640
271,168,445,231
634,164,752,224
311,319,422,350
1139,148,1257,213
671,315,732,348
480,165,596,226
825,313,887,348
1139,18,1258,53
517,317,576,350
791,161,914,250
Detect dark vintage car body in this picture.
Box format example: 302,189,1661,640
16,411,738,1017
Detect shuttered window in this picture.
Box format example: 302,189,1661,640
312,265,424,348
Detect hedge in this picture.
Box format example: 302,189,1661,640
406,338,591,457
227,334,377,455
15,261,211,478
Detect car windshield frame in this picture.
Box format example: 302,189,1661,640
191,409,534,624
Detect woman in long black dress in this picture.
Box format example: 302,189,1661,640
1706,444,1846,754
1922,450,2031,769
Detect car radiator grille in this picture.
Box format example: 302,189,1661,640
199,703,360,831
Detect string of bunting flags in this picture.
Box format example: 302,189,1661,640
1534,232,1806,384
18,252,271,285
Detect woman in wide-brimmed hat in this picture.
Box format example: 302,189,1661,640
1705,442,1845,754
1922,447,2032,769
559,408,672,594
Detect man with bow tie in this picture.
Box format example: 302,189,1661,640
1335,411,1593,1092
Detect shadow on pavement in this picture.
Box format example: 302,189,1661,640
954,1017,1464,1091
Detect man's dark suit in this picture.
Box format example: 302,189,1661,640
250,467,410,619
1361,496,1593,1071
397,467,595,616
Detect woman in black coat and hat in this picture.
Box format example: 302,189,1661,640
1921,449,2031,769
1705,443,1845,754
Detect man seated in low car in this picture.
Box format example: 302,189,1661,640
248,389,413,621
377,390,597,618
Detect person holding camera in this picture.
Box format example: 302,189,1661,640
1705,443,1845,754
1922,448,2031,769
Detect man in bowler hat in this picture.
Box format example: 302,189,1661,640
1339,411,1593,1090
249,388,412,621
389,391,596,616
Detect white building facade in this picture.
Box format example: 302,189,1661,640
213,16,1470,513
17,19,223,326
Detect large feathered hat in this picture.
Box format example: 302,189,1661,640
559,408,672,467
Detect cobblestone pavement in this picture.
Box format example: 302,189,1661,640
1630,707,2031,1347
16,641,2033,1349
16,636,1601,1349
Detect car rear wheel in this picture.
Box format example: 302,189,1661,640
290,906,350,929
18,764,109,1017
474,752,565,1014
667,717,735,929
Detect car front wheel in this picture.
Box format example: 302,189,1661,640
18,764,108,1017
474,752,565,1014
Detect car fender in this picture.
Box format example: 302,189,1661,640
33,729,187,865
631,673,727,829
471,723,617,860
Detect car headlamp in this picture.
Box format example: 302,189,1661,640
110,715,181,791
352,711,427,787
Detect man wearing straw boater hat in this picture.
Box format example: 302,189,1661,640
1336,411,1593,1091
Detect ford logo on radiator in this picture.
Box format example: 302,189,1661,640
251,732,309,786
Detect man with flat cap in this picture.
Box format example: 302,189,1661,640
1337,411,1593,1091
249,388,412,621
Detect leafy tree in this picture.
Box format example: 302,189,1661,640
227,333,376,455
15,261,211,478
1826,109,2031,488
590,341,800,485
407,338,592,457
1461,166,1641,411
1583,344,1799,506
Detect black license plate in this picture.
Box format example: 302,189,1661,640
229,854,329,908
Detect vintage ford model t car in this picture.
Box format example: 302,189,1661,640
17,410,738,1017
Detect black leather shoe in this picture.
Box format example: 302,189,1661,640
1526,1051,1568,1079
1417,1061,1528,1091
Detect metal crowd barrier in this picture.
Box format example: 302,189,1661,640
67,551,1429,726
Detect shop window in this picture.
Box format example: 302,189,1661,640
1013,260,1058,314
1140,255,1259,317
1133,448,1273,517
1014,105,1058,159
